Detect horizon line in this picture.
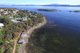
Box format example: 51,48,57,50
0,3,80,5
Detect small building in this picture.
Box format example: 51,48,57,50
11,19,20,23
11,16,28,23
0,23,4,28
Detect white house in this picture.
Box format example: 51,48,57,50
11,19,20,23
0,23,4,28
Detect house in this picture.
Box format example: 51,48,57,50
0,23,4,28
11,16,28,23
11,19,20,23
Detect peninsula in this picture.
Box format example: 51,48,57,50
0,8,46,53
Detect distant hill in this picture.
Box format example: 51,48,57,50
0,4,80,7
42,4,80,7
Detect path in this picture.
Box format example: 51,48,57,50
18,17,47,53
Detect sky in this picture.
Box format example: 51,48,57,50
0,0,80,5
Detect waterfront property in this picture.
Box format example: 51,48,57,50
0,8,19,16
0,8,45,53
11,17,28,23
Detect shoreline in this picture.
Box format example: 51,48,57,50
18,17,47,53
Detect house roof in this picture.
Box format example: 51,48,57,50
0,23,4,27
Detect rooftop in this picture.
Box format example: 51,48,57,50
0,23,4,27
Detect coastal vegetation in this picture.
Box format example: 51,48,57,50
0,8,44,53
